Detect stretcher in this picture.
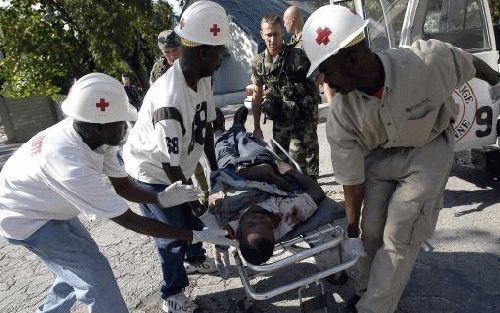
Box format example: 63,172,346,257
202,138,363,313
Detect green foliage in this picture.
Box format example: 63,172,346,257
0,0,174,99
490,0,499,24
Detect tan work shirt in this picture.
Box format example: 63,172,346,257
327,39,475,185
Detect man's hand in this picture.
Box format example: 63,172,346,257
157,181,201,208
192,228,239,247
253,128,264,140
489,80,500,102
276,161,293,175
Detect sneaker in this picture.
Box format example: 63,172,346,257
162,292,198,313
184,257,217,274
213,107,226,132
232,105,248,126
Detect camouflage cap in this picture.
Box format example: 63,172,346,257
157,30,181,50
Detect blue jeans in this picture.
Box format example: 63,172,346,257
133,179,205,299
215,124,274,170
6,218,128,313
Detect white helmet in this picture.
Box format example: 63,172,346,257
174,0,229,46
62,73,138,124
303,5,369,77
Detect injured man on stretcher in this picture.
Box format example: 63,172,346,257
206,107,345,268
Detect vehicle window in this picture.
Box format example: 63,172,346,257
328,0,409,50
422,0,491,51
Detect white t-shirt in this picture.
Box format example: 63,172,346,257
0,118,129,240
123,60,215,184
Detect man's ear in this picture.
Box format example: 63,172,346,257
260,30,265,41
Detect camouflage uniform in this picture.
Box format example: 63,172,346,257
251,45,320,178
289,33,303,48
149,56,171,85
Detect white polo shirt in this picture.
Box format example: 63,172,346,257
0,118,129,240
327,39,476,185
124,59,216,185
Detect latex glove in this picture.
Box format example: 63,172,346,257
341,237,366,261
489,80,500,102
157,181,201,208
192,228,239,247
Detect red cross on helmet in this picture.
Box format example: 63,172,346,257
302,5,369,77
62,73,137,124
174,0,230,46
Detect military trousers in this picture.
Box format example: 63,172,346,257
353,128,454,313
272,119,319,178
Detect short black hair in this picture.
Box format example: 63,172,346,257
239,236,275,265
121,73,130,78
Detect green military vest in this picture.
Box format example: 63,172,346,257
251,45,319,125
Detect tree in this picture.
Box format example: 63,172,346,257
490,0,499,24
0,0,174,98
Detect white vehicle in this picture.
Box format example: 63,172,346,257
333,0,499,173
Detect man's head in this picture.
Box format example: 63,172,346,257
62,73,137,147
121,73,130,86
318,40,371,95
237,205,276,265
181,44,226,77
174,1,229,77
157,30,182,65
302,5,370,94
260,14,283,57
283,6,303,34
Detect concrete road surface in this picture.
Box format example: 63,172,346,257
0,105,499,313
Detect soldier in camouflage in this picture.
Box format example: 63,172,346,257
283,6,335,104
283,6,304,48
149,30,182,85
251,13,320,178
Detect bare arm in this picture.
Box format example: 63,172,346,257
109,176,158,204
275,162,325,203
251,84,264,135
285,169,325,204
162,163,189,184
343,183,365,238
472,55,500,86
111,209,193,241
204,124,218,171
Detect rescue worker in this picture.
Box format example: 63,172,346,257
0,73,235,313
150,30,182,85
283,5,335,105
302,5,500,313
122,73,143,111
251,13,320,179
151,27,212,247
122,2,230,312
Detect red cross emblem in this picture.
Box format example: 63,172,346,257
210,24,220,36
316,27,332,46
179,18,185,29
96,98,109,112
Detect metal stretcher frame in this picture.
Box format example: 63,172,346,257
231,223,359,302
214,138,359,312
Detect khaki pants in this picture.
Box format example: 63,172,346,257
354,129,454,313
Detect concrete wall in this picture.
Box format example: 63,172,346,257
0,96,59,143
